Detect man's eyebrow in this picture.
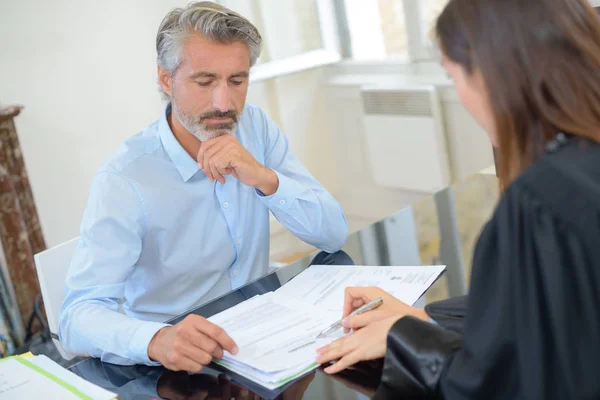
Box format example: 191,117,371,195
230,72,249,78
189,71,249,79
189,71,218,79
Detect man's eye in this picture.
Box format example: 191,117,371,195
231,80,243,86
197,81,212,87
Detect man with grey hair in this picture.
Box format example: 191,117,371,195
59,1,348,372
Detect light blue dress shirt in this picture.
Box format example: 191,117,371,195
59,104,348,366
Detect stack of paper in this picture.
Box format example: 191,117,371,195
0,354,115,400
210,293,343,389
209,265,445,389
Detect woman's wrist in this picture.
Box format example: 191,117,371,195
411,307,431,322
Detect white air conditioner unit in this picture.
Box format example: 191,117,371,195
360,84,452,193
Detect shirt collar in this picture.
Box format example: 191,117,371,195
158,104,201,182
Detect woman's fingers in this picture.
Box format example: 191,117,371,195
324,351,363,374
317,317,399,374
342,309,389,330
342,287,371,318
316,332,367,367
316,336,355,362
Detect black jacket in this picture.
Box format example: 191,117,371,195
375,136,600,399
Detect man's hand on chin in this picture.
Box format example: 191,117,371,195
197,135,280,195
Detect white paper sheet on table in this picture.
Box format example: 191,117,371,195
275,265,446,312
29,355,116,400
0,355,115,400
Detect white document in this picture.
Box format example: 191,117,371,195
275,265,446,312
0,356,114,400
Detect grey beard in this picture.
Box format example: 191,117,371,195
171,101,237,141
188,123,235,142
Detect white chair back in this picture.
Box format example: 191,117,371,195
34,237,79,360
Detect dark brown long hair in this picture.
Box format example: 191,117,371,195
436,0,600,188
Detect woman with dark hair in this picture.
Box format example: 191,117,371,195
316,0,600,398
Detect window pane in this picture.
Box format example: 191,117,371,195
219,0,323,63
345,0,407,59
378,0,407,57
421,0,449,41
257,0,323,61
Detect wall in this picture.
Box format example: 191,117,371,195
0,0,178,247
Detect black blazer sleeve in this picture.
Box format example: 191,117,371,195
373,317,461,399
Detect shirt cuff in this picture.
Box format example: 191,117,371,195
429,317,439,325
255,170,304,211
128,321,171,366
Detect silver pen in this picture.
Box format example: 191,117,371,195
316,297,384,339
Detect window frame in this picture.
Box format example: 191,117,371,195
337,0,441,63
248,0,445,82
249,0,342,83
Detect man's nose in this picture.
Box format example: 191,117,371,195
212,83,231,112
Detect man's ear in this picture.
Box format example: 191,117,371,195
158,66,173,98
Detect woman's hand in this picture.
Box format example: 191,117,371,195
316,316,401,374
341,287,429,332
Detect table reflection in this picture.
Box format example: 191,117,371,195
71,356,375,400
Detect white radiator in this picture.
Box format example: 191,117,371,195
360,85,451,193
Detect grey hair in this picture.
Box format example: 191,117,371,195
156,1,262,99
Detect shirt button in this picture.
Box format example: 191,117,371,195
236,239,241,245
232,269,239,276
223,202,229,209
280,200,286,205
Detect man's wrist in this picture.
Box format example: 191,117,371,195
148,326,167,362
254,167,279,196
